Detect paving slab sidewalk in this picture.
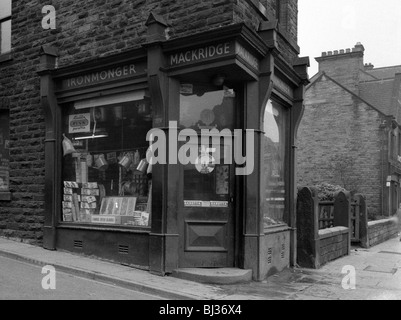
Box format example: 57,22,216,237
0,237,230,300
0,236,400,300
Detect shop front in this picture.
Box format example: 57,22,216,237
39,20,308,280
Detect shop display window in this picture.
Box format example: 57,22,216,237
61,93,153,227
262,99,288,228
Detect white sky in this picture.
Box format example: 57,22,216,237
298,0,401,76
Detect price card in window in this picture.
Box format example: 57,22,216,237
69,113,91,134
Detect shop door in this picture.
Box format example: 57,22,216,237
178,84,237,268
180,144,235,268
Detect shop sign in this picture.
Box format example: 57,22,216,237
61,63,146,90
235,43,259,70
169,41,259,71
184,200,228,208
169,42,232,67
273,76,294,99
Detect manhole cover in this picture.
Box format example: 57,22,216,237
364,266,398,275
379,251,401,256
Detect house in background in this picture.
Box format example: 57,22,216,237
297,42,401,218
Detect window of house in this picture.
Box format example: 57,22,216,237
0,109,10,197
0,0,12,55
61,91,153,227
262,99,288,228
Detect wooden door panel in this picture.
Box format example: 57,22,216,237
185,221,228,252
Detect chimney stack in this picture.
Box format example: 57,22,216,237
315,42,365,93
364,63,374,70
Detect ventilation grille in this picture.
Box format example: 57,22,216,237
267,248,273,264
73,240,83,249
281,243,286,259
118,245,129,255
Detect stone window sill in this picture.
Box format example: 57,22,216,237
0,52,12,64
0,192,11,201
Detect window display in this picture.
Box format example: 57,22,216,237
61,94,152,227
262,99,287,228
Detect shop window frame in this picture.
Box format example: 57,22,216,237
0,0,12,63
59,94,153,231
262,94,291,230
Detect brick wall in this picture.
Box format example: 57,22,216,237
368,218,399,247
319,227,349,266
0,1,300,243
297,74,387,217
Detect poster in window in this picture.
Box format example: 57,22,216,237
216,165,229,195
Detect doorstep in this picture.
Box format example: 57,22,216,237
172,268,253,285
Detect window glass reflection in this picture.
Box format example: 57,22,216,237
263,100,287,228
180,84,235,131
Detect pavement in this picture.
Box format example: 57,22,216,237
0,236,400,300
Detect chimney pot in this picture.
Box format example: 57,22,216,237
353,42,365,52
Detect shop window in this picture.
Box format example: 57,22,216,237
262,99,288,228
61,92,153,227
0,0,12,55
0,109,10,198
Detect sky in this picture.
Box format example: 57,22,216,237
298,0,401,77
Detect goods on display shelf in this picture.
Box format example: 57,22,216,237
94,196,150,226
62,181,101,223
90,212,149,226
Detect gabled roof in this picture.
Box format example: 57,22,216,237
306,72,387,117
364,65,401,80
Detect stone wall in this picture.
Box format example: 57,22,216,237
319,227,349,266
368,218,399,247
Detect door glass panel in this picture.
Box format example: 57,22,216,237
183,144,231,207
180,84,235,131
180,83,235,208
